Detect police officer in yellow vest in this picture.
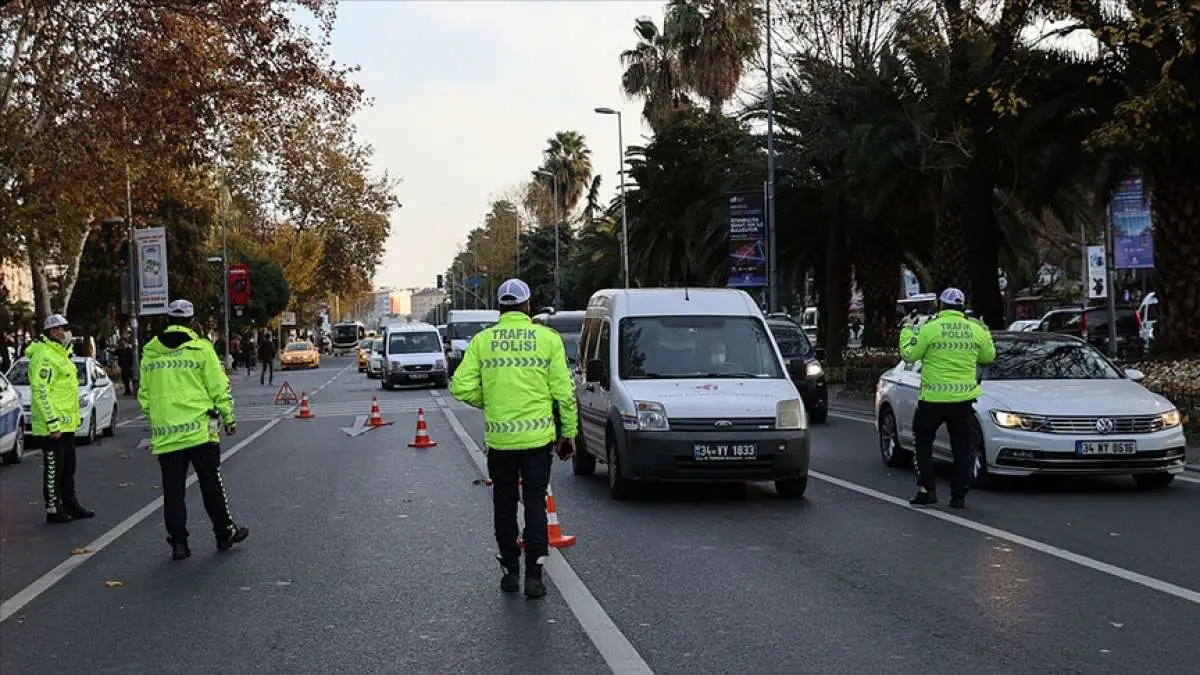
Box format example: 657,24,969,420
138,300,249,560
28,313,94,523
898,288,996,509
450,279,578,598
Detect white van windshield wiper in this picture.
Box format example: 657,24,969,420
701,371,768,378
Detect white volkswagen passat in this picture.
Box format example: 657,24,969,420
8,356,119,446
874,331,1186,488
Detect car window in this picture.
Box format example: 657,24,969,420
389,332,441,354
768,322,813,358
982,339,1121,380
285,342,312,351
618,315,785,379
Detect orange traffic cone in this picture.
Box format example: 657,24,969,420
366,396,390,428
408,407,437,447
517,480,576,550
295,392,313,419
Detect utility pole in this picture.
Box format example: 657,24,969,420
124,163,141,388
219,166,231,371
765,0,779,312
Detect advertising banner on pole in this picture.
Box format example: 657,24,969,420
1087,245,1108,299
726,190,767,287
229,263,251,307
1109,175,1154,269
135,227,169,315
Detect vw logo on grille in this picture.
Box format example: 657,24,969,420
714,420,733,428
1095,418,1115,434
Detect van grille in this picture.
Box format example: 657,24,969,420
669,417,775,432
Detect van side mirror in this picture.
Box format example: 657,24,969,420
585,359,604,384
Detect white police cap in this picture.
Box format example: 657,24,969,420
43,314,69,330
496,278,531,306
167,299,195,318
939,288,966,306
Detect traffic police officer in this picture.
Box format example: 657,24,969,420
138,300,249,560
898,287,996,509
449,278,578,598
28,313,94,523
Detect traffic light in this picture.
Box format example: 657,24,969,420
436,274,444,289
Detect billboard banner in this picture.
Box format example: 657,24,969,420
135,227,169,315
726,190,767,287
1110,175,1154,269
1087,245,1108,299
229,263,251,307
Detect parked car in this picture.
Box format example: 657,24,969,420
1035,305,1141,354
0,369,27,464
873,331,1186,488
765,318,828,423
7,356,119,446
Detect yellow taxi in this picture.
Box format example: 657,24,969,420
357,342,369,372
281,341,320,370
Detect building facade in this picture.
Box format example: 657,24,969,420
410,288,446,324
0,259,34,305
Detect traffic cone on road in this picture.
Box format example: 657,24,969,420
407,407,437,448
517,480,576,550
366,396,390,428
295,392,313,419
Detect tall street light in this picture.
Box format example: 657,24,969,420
764,0,779,312
216,165,231,371
594,106,631,289
534,169,562,309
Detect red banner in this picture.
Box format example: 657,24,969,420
229,263,251,307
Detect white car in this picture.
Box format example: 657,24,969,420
874,331,1186,488
7,356,119,446
1006,319,1040,332
0,370,27,464
366,338,385,379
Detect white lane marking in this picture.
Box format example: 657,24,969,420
827,410,1200,484
0,361,357,623
438,403,654,675
809,469,1200,605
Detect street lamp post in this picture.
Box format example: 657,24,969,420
764,0,779,313
594,107,631,288
534,169,562,308
217,167,231,371
123,163,141,386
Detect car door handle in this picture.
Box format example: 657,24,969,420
585,384,595,392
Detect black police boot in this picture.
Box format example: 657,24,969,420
66,502,95,519
217,525,250,551
949,495,966,509
46,511,74,524
908,486,938,507
498,555,520,593
170,539,191,560
524,560,546,599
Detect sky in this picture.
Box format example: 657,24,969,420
323,0,665,292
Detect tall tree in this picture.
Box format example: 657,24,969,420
529,131,593,225
667,0,764,112
620,15,694,132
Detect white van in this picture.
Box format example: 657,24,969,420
573,288,810,500
380,322,447,389
445,309,500,375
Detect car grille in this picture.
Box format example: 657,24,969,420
403,364,433,372
669,417,776,432
1034,415,1165,435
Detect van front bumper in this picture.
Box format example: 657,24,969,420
622,429,810,482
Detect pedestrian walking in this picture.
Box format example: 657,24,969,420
242,336,255,376
898,287,996,509
449,278,577,598
28,314,94,523
117,339,135,395
257,334,276,386
138,300,249,560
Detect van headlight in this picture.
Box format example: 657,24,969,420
634,401,669,431
776,399,807,430
1161,409,1182,429
805,361,823,377
435,359,446,370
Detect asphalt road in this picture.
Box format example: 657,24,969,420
3,357,1199,674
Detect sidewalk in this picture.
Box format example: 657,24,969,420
825,386,1200,474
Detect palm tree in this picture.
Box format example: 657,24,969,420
530,130,593,224
667,0,763,113
620,16,693,132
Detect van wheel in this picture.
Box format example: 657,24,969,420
606,433,633,501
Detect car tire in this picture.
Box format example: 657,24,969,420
1,420,25,464
968,420,994,489
81,412,97,446
809,394,828,424
1133,472,1174,490
102,404,117,437
382,377,392,391
775,475,808,498
606,432,633,501
878,407,911,468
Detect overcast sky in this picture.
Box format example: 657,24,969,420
325,0,664,291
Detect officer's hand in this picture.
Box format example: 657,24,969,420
224,423,237,436
555,438,575,461
50,431,61,439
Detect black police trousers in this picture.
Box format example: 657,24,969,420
913,399,977,498
40,433,79,513
487,444,553,566
158,442,237,544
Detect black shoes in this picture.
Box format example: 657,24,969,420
217,525,250,551
46,512,73,524
68,505,95,519
524,564,546,599
909,488,938,507
46,504,94,523
171,541,192,560
949,496,966,509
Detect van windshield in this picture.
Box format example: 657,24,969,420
388,332,441,354
449,321,493,340
618,316,785,379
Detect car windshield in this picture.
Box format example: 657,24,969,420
372,339,384,353
618,315,785,379
389,332,441,354
333,325,359,341
768,323,813,358
560,333,580,363
6,360,88,386
450,321,493,340
285,342,311,352
982,339,1122,380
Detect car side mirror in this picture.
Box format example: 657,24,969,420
585,359,604,384
814,347,825,361
1124,368,1145,382
94,378,109,388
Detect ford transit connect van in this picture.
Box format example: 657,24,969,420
573,288,810,500
381,322,447,389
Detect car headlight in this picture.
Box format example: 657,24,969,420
805,361,823,377
1161,409,1182,429
776,398,807,430
435,359,446,370
634,400,669,431
79,395,90,408
990,410,1045,431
